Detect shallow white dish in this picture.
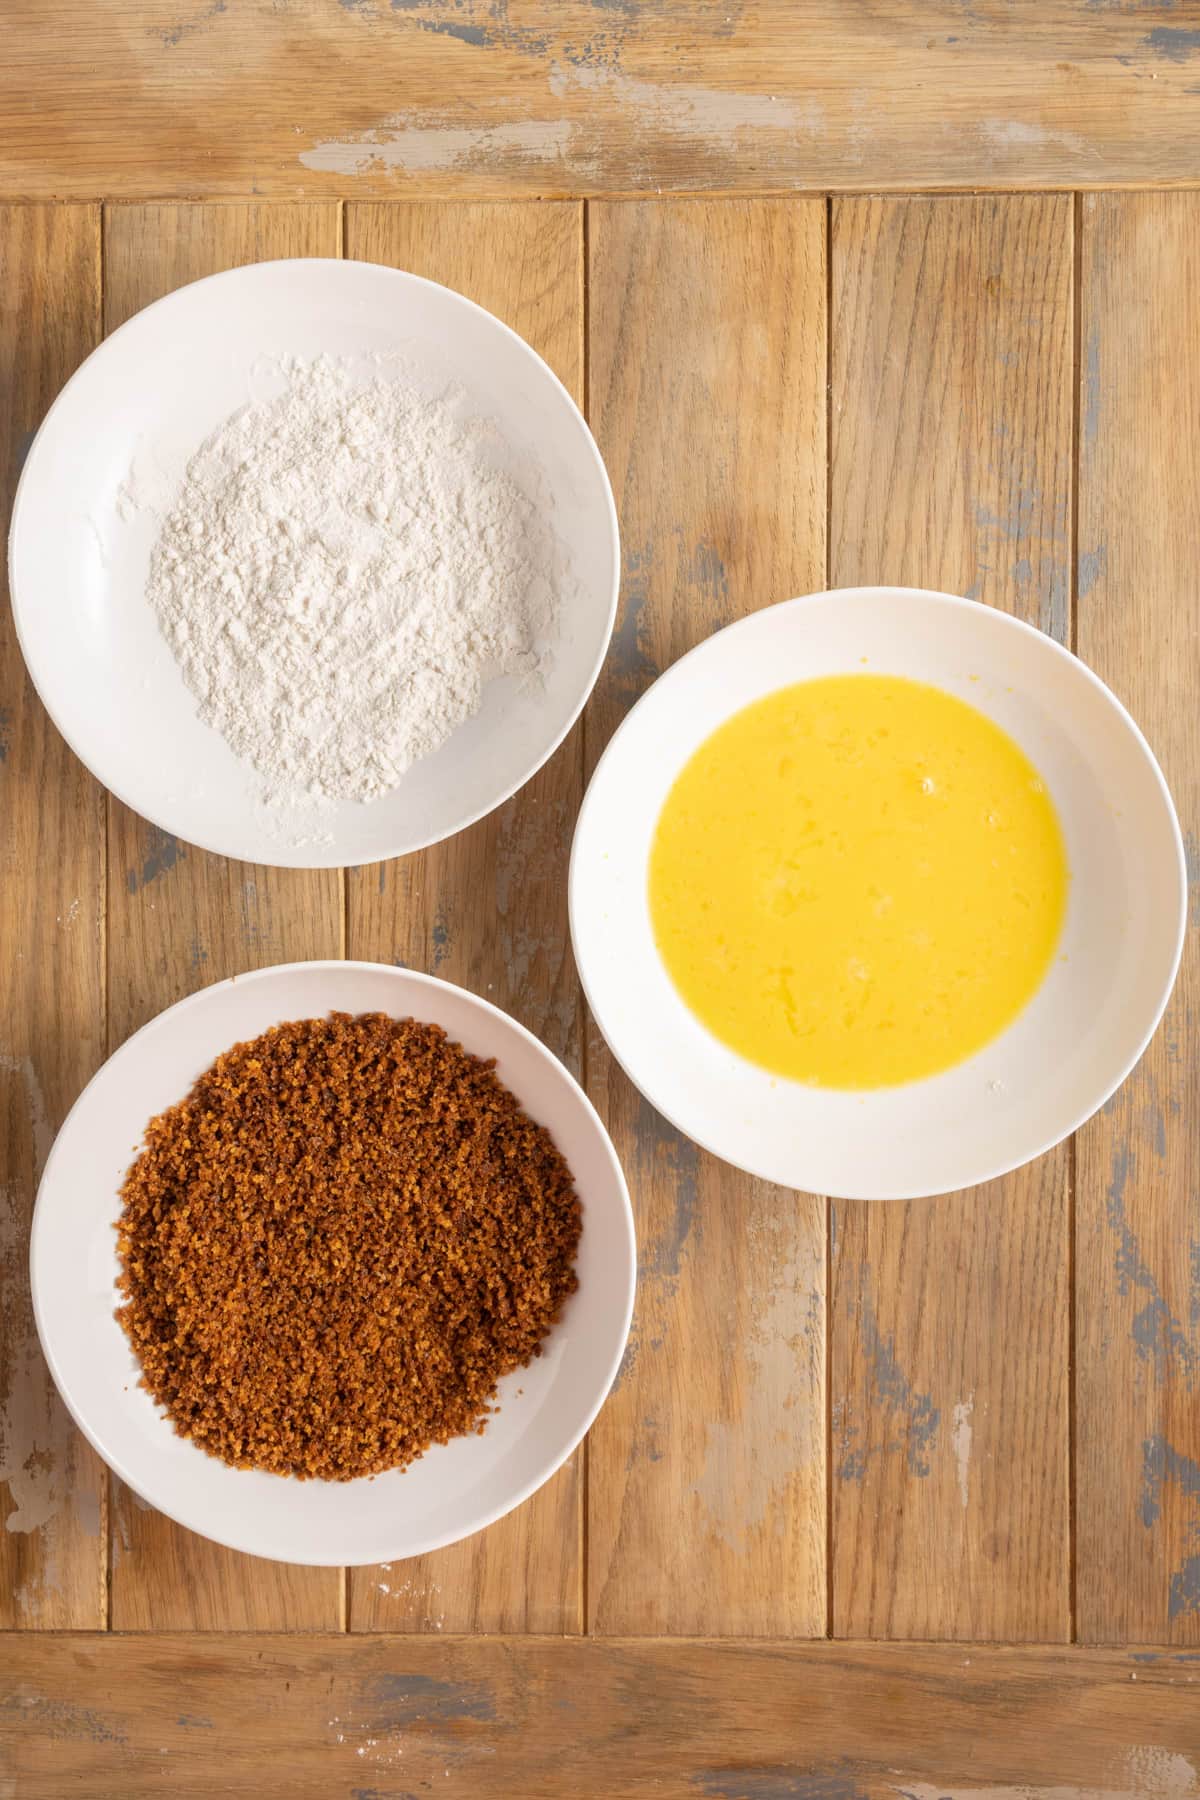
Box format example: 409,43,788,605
9,258,618,869
570,587,1186,1200
31,962,635,1566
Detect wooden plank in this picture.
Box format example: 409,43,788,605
102,202,345,1631
343,199,584,1636
0,205,106,1629
828,195,1073,1640
4,1634,1199,1799
3,2,1199,200
1076,193,1200,1646
585,198,826,1635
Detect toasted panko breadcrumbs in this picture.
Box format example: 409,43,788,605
115,1012,582,1480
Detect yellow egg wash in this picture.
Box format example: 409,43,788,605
648,674,1069,1088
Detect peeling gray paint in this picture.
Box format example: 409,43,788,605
683,537,730,602
1143,25,1200,59
159,0,226,47
561,31,626,68
127,828,185,893
974,479,1046,543
430,903,452,970
614,1095,702,1392
1078,544,1107,599
861,1306,940,1476
359,1671,496,1722
1140,1435,1200,1619
610,547,660,706
836,1288,940,1481
635,1094,701,1282
1141,1433,1200,1529
613,1331,641,1390
417,16,488,44
1108,1144,1198,1384
1185,832,1200,885
1043,562,1069,644
14,427,36,477
1170,1554,1200,1619
0,1694,128,1745
388,0,551,55
693,1767,871,1800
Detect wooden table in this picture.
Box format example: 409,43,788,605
2,5,1199,1794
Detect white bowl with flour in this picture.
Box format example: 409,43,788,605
9,259,619,867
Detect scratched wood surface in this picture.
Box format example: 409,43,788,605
1,179,1199,1788
0,205,106,1630
584,199,827,1635
1075,192,1200,1647
828,195,1074,1641
4,1634,1200,1798
5,1,1200,200
344,199,585,1635
102,203,346,1631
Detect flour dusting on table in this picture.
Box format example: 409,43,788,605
143,356,562,806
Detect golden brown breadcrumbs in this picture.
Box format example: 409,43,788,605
115,1012,581,1480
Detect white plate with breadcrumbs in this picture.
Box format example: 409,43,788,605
31,962,636,1567
8,259,618,868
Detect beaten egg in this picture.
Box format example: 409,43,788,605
648,674,1069,1088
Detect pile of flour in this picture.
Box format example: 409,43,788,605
145,357,560,806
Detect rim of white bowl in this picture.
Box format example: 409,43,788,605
8,258,621,872
569,585,1189,1201
30,961,637,1562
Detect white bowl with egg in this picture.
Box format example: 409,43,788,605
31,961,636,1566
570,587,1186,1200
9,259,618,868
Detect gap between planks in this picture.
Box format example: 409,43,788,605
10,187,1200,211
1067,187,1082,1648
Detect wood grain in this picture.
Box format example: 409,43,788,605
1075,192,1200,1646
4,1633,1199,1798
3,2,1200,200
585,199,826,1635
101,202,345,1631
0,205,106,1629
829,196,1073,1640
344,200,585,1636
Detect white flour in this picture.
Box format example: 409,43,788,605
144,357,560,806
